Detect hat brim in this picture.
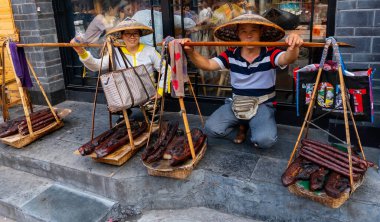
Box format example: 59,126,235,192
106,26,153,38
214,17,285,42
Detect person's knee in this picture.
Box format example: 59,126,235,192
205,120,228,137
251,133,277,149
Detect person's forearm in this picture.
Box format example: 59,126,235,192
80,53,109,72
186,50,214,71
282,48,300,65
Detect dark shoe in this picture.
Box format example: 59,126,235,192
233,124,248,144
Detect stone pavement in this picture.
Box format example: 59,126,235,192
0,101,379,222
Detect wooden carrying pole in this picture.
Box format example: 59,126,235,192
337,65,354,189
15,41,353,48
287,67,323,167
106,39,135,150
25,59,61,124
179,97,196,159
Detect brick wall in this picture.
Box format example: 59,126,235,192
11,0,65,105
335,0,380,115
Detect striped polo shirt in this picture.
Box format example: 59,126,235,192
212,47,286,97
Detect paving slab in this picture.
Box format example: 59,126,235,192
0,166,117,222
21,184,116,222
250,156,288,185
0,166,52,219
198,144,259,180
135,207,261,222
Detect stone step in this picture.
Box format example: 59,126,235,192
2,146,380,222
1,101,380,221
0,166,117,222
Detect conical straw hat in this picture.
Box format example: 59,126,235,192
106,18,153,38
214,13,285,42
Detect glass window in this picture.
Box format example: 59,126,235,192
69,0,160,85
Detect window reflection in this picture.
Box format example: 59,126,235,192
69,0,330,102
71,0,161,78
71,0,162,47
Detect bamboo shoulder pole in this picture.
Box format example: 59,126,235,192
346,95,366,160
140,105,150,125
338,66,354,190
287,67,324,167
5,41,34,136
187,80,205,128
179,97,196,160
90,42,107,139
16,41,354,48
1,42,9,121
26,59,61,124
123,109,135,150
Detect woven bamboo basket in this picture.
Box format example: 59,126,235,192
143,139,207,179
288,175,365,208
0,108,70,148
286,38,369,208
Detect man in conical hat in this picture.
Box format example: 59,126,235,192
180,13,303,149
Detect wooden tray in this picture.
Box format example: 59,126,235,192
74,125,158,166
0,108,71,148
143,139,207,180
288,175,365,208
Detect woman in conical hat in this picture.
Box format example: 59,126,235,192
71,18,170,121
180,13,303,149
71,18,169,94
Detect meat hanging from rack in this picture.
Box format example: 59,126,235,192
95,121,148,158
324,171,350,198
169,128,207,166
295,161,320,180
141,121,207,166
282,138,374,198
301,139,374,169
310,167,329,191
298,147,361,179
0,108,58,137
0,116,25,138
142,121,179,164
141,121,169,161
18,111,58,135
281,157,308,186
163,133,185,160
78,121,146,157
78,127,117,156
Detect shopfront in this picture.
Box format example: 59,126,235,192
52,0,336,123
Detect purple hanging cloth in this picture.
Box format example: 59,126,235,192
8,42,33,88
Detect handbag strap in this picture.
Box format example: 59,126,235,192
116,46,152,100
109,42,136,107
102,39,135,107
91,41,108,139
